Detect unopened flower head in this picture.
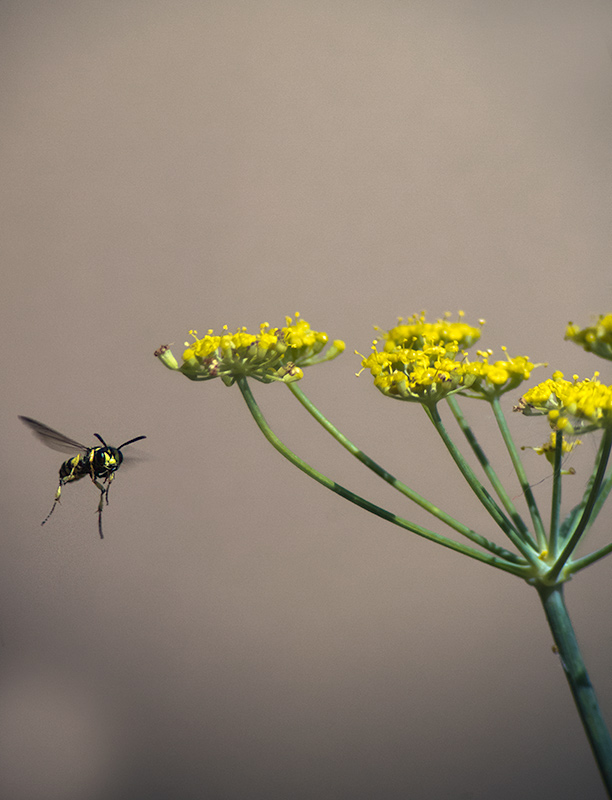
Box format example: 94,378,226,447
381,310,483,353
515,371,612,434
565,314,612,361
154,314,345,386
460,348,543,400
360,338,475,405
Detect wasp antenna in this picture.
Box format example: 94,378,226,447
93,433,107,447
118,435,147,450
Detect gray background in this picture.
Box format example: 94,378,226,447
2,1,612,798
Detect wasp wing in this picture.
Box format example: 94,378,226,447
19,416,90,454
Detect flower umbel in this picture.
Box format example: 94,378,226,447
566,314,612,361
154,314,345,386
360,312,483,405
515,371,612,434
361,338,475,405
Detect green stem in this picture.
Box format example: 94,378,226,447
549,430,564,558
287,383,523,564
490,396,547,551
569,539,612,573
577,436,612,533
446,395,537,550
548,428,612,583
237,377,528,577
424,403,541,568
537,584,612,797
592,470,612,524
558,443,608,556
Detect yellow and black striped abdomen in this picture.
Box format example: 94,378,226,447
59,452,91,484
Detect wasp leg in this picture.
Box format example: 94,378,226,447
91,478,108,539
105,473,115,503
41,481,63,526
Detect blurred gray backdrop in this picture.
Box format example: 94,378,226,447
2,1,612,798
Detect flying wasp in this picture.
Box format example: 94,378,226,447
19,416,146,539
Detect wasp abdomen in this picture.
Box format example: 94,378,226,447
59,454,90,484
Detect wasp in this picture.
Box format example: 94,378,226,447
19,416,146,539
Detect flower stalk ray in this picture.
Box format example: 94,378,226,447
287,382,522,565
423,402,543,568
550,427,612,582
238,376,527,576
490,396,548,551
446,395,538,550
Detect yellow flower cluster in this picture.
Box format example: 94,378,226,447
461,348,541,399
361,338,475,405
155,314,345,386
381,311,482,352
565,314,612,361
516,371,612,433
361,313,536,405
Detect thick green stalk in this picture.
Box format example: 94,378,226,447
287,382,522,564
537,584,612,797
237,377,528,577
